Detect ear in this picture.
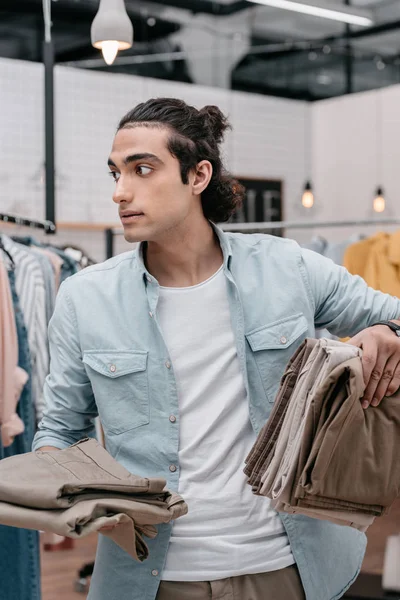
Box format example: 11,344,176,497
192,160,213,196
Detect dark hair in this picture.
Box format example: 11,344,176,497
117,98,244,223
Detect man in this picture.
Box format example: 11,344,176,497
33,98,400,600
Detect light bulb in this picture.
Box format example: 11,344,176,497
373,193,385,213
302,190,314,208
302,181,314,208
101,40,120,65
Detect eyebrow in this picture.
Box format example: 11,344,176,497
107,153,164,168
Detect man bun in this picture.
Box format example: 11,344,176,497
199,105,230,144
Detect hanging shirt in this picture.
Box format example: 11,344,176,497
158,265,294,581
344,231,400,297
27,248,56,325
324,234,365,267
0,256,27,446
1,236,49,421
34,247,64,291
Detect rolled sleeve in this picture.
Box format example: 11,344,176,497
32,280,98,451
300,248,400,337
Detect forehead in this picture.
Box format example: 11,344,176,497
111,125,171,157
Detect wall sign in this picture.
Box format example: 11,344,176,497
230,177,283,236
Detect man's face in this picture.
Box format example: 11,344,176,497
108,125,195,243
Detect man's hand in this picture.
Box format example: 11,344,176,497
348,320,400,409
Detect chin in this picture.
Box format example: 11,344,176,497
123,229,146,244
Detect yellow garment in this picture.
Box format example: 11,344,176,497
343,231,400,297
343,233,386,279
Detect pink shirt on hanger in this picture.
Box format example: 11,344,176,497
0,259,28,447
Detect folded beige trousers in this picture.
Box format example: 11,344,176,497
0,438,187,560
260,340,360,500
260,341,371,529
295,357,400,511
244,338,317,490
245,338,400,530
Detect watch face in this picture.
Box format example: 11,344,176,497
396,330,400,337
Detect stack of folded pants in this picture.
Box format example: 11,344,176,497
244,338,400,532
0,438,188,560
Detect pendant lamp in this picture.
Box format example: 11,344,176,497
300,106,315,210
302,180,314,208
372,91,386,213
91,0,133,65
373,186,385,213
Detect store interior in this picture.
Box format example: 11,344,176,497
1,0,400,598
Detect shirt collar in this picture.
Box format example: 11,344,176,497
134,221,233,283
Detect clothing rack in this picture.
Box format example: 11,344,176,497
104,218,400,259
0,213,56,234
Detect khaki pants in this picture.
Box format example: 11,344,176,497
246,338,400,530
156,565,305,600
0,438,187,560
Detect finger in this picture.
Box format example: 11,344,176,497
384,360,400,398
362,347,386,408
360,342,378,388
369,356,399,406
347,332,362,347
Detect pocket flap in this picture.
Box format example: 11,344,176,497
246,313,308,351
82,351,148,378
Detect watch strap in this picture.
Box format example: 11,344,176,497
371,321,400,337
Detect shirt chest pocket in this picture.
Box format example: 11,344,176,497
245,313,308,403
82,351,149,435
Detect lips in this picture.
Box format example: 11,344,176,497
120,212,145,225
120,211,144,217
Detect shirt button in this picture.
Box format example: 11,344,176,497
169,465,177,473
280,336,287,345
146,275,152,283
169,415,176,423
151,569,159,576
165,361,171,369
110,364,116,373
149,312,153,318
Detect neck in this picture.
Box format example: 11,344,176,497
144,218,223,288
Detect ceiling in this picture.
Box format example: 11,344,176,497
1,0,400,100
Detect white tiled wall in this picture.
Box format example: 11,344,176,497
312,85,400,242
0,57,309,258
0,60,45,219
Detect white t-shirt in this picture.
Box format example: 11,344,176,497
158,265,295,581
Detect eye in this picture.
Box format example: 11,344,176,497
109,171,120,182
136,165,153,176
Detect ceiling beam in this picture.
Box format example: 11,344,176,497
238,17,400,63
326,18,400,42
130,0,249,16
0,0,178,28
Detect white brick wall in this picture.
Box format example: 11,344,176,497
0,57,309,258
3,58,400,260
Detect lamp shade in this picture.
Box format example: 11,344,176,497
91,0,133,52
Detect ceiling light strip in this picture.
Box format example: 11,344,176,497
249,0,373,27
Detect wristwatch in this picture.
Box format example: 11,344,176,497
372,321,400,337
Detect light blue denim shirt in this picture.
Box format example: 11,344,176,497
33,223,400,600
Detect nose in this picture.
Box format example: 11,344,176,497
112,175,133,205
